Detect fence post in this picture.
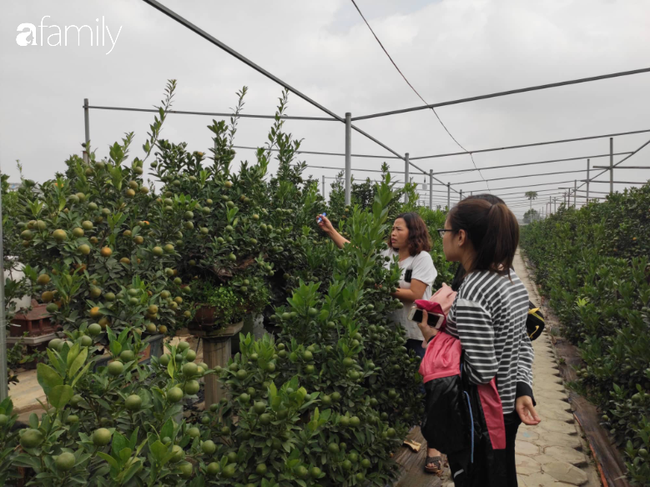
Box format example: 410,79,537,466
447,182,451,210
83,98,90,164
404,153,410,204
0,188,6,401
344,112,352,206
609,137,614,195
429,170,433,209
586,159,590,203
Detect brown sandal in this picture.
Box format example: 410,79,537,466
424,455,443,475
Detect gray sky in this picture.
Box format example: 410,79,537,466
2,0,650,217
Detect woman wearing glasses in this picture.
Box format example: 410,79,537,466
420,198,539,486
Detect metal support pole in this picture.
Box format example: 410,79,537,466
0,188,7,401
447,182,451,210
429,170,433,209
459,189,463,201
344,112,352,206
609,137,613,195
554,198,557,213
574,180,577,207
549,196,552,215
322,175,325,199
586,159,590,203
404,153,410,204
83,98,90,164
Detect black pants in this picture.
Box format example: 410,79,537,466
448,411,521,487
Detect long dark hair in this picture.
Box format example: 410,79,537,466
448,198,518,278
451,194,506,290
388,212,431,256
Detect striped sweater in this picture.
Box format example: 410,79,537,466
446,269,534,414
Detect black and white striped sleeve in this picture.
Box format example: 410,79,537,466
455,298,498,385
517,332,535,394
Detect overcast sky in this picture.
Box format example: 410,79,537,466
2,0,650,217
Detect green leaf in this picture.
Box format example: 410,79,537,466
112,432,128,457
167,359,174,379
160,418,174,440
121,459,143,483
71,361,93,388
46,348,66,376
12,453,42,469
29,412,39,429
66,342,81,368
129,427,139,450
37,363,63,396
49,384,74,409
118,447,132,462
109,340,122,357
97,452,119,469
68,347,88,379
149,440,168,463
0,397,13,416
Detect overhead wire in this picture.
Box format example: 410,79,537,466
349,0,490,191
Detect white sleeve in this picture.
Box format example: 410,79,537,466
411,252,437,286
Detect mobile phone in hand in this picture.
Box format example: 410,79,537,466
408,307,445,329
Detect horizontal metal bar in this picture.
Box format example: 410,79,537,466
323,176,449,188
485,179,577,192
88,105,336,121
574,189,610,194
580,180,648,184
592,165,650,169
452,168,588,186
410,128,650,161
352,67,650,121
306,165,403,174
236,145,400,159
431,152,632,176
488,189,565,198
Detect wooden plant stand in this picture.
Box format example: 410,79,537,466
188,320,243,408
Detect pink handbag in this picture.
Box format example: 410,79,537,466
430,283,457,315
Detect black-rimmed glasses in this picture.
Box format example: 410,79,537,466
437,228,453,238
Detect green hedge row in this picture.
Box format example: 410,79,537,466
521,183,650,485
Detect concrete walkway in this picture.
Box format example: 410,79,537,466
514,250,601,487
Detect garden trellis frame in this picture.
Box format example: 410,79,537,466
79,0,650,215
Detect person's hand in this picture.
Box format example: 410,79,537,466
417,309,437,342
516,395,541,425
316,214,334,234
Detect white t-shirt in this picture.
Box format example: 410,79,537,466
381,248,437,341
